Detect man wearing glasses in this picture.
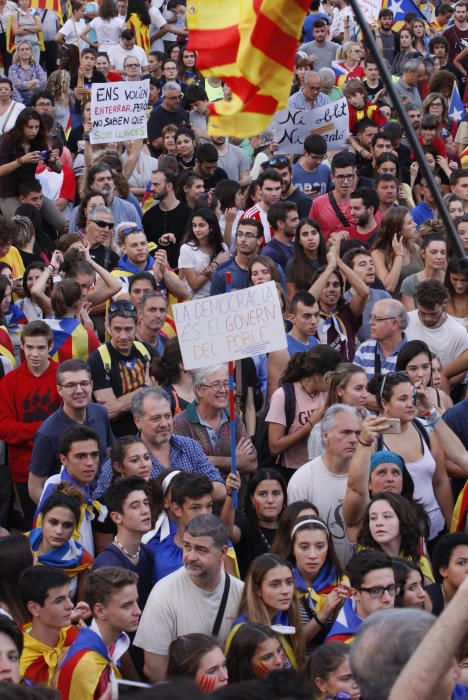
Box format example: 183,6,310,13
287,70,330,111
88,300,157,437
327,551,397,644
310,151,358,240
354,299,408,381
123,56,142,82
28,358,114,505
80,205,119,271
148,81,188,153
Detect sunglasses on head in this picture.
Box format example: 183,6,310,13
121,225,144,237
268,156,289,167
108,300,137,317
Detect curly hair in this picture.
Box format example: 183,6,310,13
357,493,422,562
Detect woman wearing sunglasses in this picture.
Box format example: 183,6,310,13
366,372,452,550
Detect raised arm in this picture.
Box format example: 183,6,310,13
371,235,404,294
344,416,391,540
388,577,468,700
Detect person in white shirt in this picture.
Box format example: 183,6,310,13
107,28,148,72
55,2,89,51
288,404,362,567
405,279,468,367
81,0,122,53
134,514,244,683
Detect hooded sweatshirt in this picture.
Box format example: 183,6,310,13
0,360,61,482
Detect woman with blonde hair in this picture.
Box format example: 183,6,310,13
8,40,46,105
46,70,71,131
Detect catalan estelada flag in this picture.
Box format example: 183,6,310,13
43,318,101,363
20,624,79,687
6,10,46,54
186,0,309,137
381,0,427,31
127,13,150,54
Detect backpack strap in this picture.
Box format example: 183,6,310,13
328,191,350,228
412,418,431,450
282,382,297,434
98,341,151,377
267,237,289,268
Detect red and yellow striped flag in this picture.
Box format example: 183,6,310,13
127,13,150,54
187,0,309,137
30,0,63,24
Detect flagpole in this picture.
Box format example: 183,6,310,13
347,0,468,267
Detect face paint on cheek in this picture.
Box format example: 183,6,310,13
254,661,271,676
198,675,217,694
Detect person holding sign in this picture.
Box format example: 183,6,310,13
173,365,257,477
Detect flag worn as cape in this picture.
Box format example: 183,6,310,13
55,626,121,700
20,624,78,687
6,9,46,54
187,0,309,137
127,13,150,54
381,0,427,31
43,317,100,363
452,481,468,532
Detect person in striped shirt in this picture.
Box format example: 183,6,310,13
353,299,408,381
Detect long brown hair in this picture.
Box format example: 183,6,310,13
238,553,304,665
373,206,420,268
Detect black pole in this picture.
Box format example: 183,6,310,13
347,0,468,267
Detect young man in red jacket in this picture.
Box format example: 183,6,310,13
0,320,61,527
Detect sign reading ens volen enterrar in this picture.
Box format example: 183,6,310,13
90,79,149,145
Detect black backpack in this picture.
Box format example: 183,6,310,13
254,382,297,469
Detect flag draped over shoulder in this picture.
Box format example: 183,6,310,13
127,13,150,54
187,0,309,137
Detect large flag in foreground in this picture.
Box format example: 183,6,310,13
187,0,309,137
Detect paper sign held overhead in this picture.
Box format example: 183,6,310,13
273,98,349,155
173,282,287,370
90,79,149,145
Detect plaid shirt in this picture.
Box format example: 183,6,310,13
92,434,224,499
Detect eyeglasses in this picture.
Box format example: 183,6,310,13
108,300,137,317
237,232,258,240
90,219,114,229
334,174,355,181
36,101,52,107
201,380,229,390
358,584,401,599
369,315,396,322
59,380,93,390
125,63,140,68
430,101,443,107
268,156,289,167
121,225,144,237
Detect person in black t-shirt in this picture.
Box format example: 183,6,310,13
142,169,191,269
147,81,188,153
193,143,228,192
88,300,157,436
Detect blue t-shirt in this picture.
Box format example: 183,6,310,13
302,12,331,41
287,333,318,356
292,162,331,198
262,239,294,272
146,520,182,584
453,684,468,699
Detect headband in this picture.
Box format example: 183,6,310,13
291,518,329,539
370,450,404,473
162,470,181,495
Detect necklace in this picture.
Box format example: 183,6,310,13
257,526,273,552
114,536,140,559
300,381,317,399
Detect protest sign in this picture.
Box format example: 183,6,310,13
90,79,149,145
273,98,349,155
360,0,381,24
173,282,287,370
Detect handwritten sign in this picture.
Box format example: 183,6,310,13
90,79,149,145
360,0,381,24
273,98,349,155
173,282,287,370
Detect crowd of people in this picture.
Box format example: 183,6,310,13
0,0,467,698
